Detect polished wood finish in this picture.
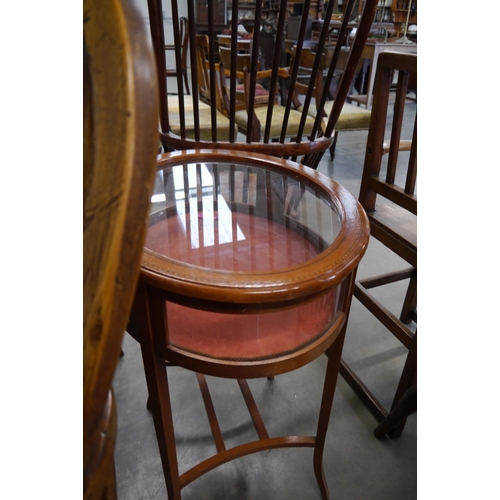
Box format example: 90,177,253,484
129,149,370,498
340,51,417,438
83,0,159,497
146,0,379,169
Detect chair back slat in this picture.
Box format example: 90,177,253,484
322,0,378,138
405,116,417,195
274,0,308,143
386,69,409,184
179,17,189,69
147,0,169,133
170,2,184,102
169,7,189,139
247,0,263,140
311,0,355,137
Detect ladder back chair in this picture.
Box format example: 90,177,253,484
218,45,298,141
83,0,159,497
340,51,417,438
146,0,380,170
218,44,274,110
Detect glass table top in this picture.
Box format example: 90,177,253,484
145,159,342,273
131,150,370,368
138,150,368,308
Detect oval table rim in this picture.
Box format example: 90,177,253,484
140,149,369,304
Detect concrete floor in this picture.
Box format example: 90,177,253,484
112,100,417,500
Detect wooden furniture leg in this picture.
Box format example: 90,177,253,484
314,326,347,500
374,384,417,439
400,272,417,324
134,284,182,499
386,333,417,438
141,348,349,500
140,344,182,500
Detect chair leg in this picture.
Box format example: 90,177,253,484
400,272,417,324
386,333,417,438
339,289,417,438
329,131,339,161
140,345,182,499
183,70,190,95
314,329,347,500
374,384,417,438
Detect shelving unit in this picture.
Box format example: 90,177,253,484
193,0,416,38
196,0,227,30
194,1,269,33
288,0,324,19
333,0,364,22
374,0,393,24
392,0,417,37
227,1,258,31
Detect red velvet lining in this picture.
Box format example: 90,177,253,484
235,83,269,100
166,287,338,360
147,212,337,360
146,212,319,271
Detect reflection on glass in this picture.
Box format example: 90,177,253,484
172,163,245,249
147,161,341,273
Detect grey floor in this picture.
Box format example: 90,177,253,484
113,100,417,500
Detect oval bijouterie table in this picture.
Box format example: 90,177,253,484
128,149,369,499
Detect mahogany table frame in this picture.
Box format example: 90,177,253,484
129,149,369,499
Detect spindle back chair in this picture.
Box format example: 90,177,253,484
146,0,380,169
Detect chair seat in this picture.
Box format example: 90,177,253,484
236,83,270,105
235,105,316,137
327,101,371,130
368,202,417,265
167,95,235,141
167,95,211,112
308,101,371,131
297,100,371,159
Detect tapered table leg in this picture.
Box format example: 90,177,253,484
314,327,347,500
140,343,182,500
